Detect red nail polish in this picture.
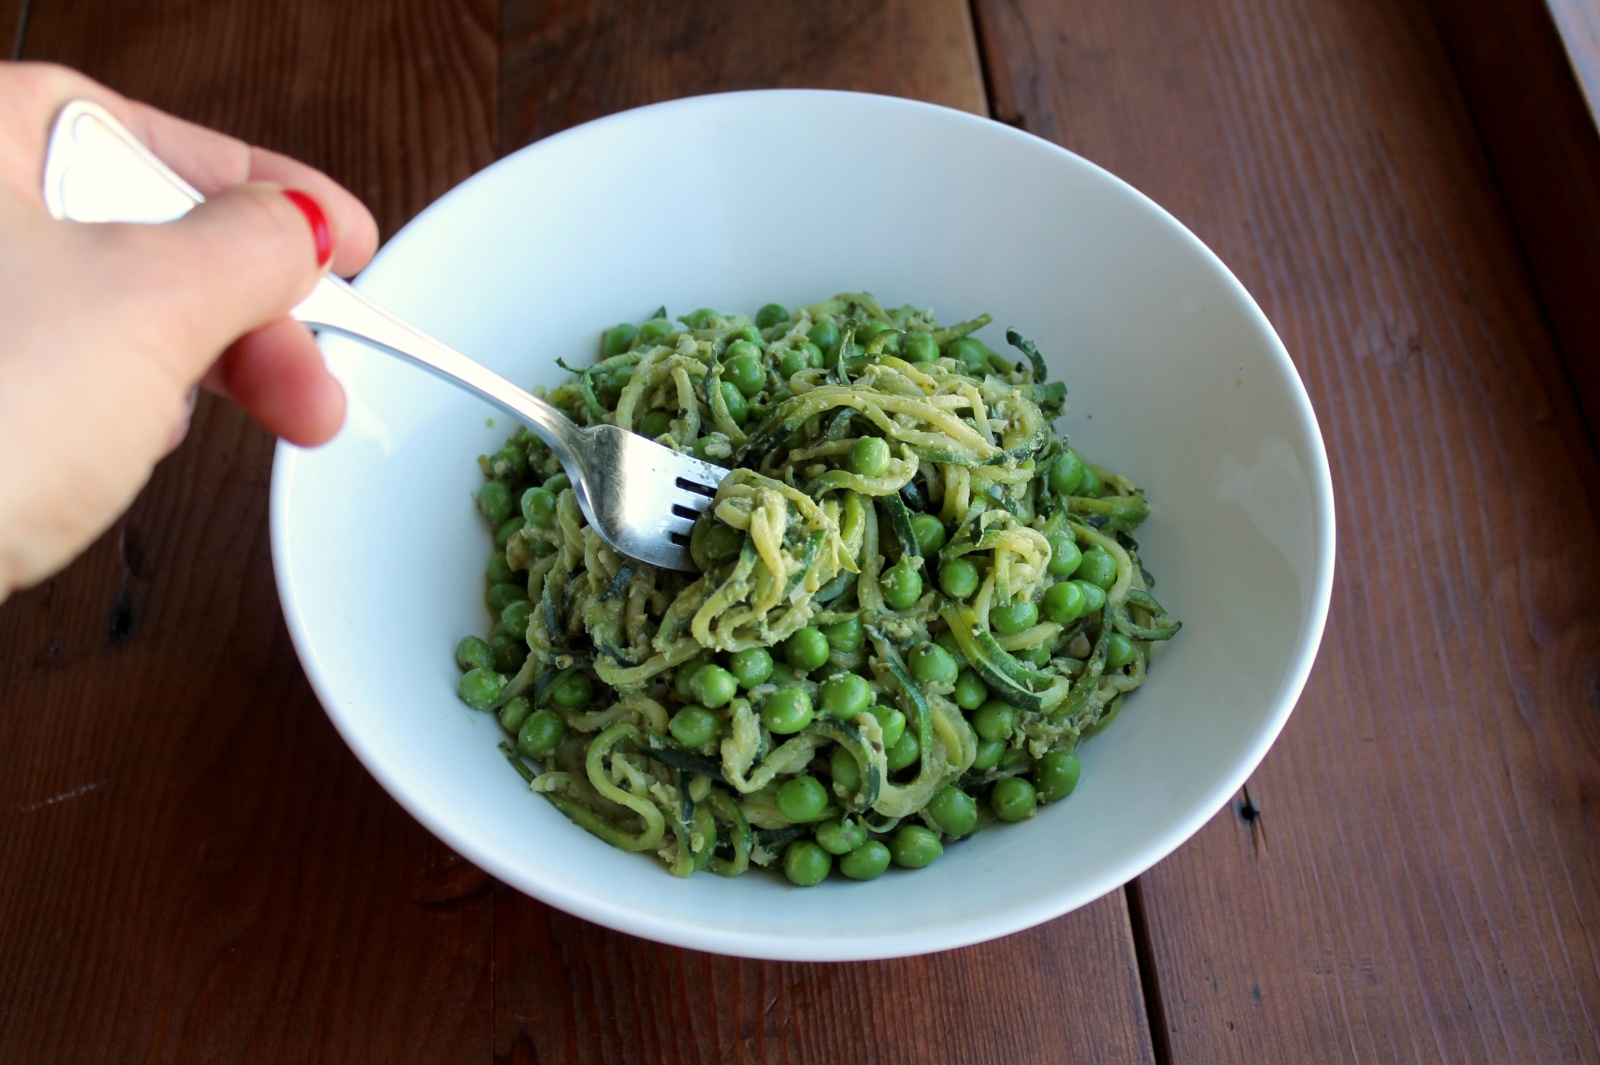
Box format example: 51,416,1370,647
282,189,333,269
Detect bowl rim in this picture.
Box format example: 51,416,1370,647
270,87,1336,960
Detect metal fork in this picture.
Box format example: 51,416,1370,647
41,100,725,572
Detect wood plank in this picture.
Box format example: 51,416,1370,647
0,1,498,1061
5,0,25,59
1546,0,1600,126
1423,0,1600,467
500,0,987,150
495,886,1152,1065
976,0,1600,1060
493,4,1152,1063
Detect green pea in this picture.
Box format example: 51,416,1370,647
723,343,766,397
947,337,991,375
868,705,907,749
776,775,829,822
490,634,526,674
755,302,791,329
1042,580,1086,624
769,662,799,687
1015,645,1051,667
820,617,863,652
849,436,891,478
703,522,743,561
456,635,494,672
820,673,873,721
521,486,556,527
478,479,513,525
927,785,978,837
730,325,761,345
880,560,923,610
890,825,943,868
907,641,958,686
934,630,962,658
490,444,527,482
939,557,980,599
499,694,532,733
637,318,673,343
990,599,1038,634
689,664,738,709
1046,533,1081,577
517,708,565,758
991,776,1038,822
457,667,503,710
953,669,988,710
1077,464,1104,496
1074,547,1117,590
762,687,814,734
840,840,891,880
728,647,774,689
718,381,750,425
1034,750,1081,803
829,745,862,794
901,332,938,364
808,318,840,354
886,730,920,771
909,513,947,555
674,656,710,701
1048,450,1084,495
1073,579,1108,615
783,627,831,671
495,516,525,550
602,322,639,356
669,704,722,747
972,738,1005,771
496,599,533,640
973,699,1015,743
857,320,892,345
639,410,673,438
783,840,833,886
1106,633,1137,669
486,581,529,614
779,342,822,378
550,671,593,709
683,307,721,330
486,553,515,585
815,818,866,855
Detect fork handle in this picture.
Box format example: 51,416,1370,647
41,99,586,468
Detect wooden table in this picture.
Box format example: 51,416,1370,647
5,1,1599,1061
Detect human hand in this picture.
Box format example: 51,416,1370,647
0,62,378,601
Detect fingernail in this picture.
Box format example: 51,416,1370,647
282,189,333,269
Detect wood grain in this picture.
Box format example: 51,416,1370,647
491,4,1151,1063
976,0,1600,1060
5,0,25,59
0,0,498,1061
1423,0,1600,471
1547,0,1600,125
496,887,1152,1065
500,0,987,151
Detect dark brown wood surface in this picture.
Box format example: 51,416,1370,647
1,1,499,1064
5,0,1600,1061
1548,0,1600,124
976,0,1600,1059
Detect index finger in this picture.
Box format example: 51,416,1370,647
15,63,378,276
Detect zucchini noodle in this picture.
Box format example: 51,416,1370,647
457,294,1181,885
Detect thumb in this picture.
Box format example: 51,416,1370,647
104,182,332,380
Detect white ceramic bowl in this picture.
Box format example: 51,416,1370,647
271,90,1334,961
